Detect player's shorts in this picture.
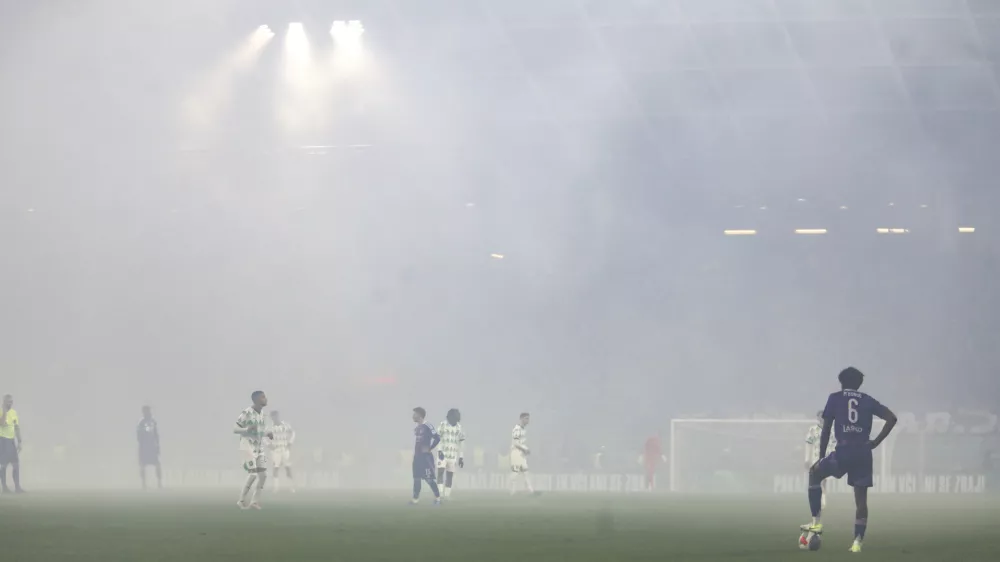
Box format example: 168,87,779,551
0,438,18,465
138,447,159,466
271,448,292,468
437,456,458,472
510,450,529,473
815,444,873,488
242,448,268,473
412,452,436,480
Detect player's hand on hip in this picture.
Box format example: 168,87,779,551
808,460,820,474
867,440,876,450
438,451,445,461
458,457,464,469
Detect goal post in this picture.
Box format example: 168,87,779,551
668,418,889,493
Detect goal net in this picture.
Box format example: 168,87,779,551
668,419,889,493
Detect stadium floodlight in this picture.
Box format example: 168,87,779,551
286,22,308,55
794,229,827,235
329,19,366,71
958,227,975,233
724,229,756,236
876,228,909,234
490,253,505,260
331,20,364,45
283,22,312,75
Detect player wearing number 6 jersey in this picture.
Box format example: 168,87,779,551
800,367,897,553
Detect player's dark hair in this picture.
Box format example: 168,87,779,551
838,367,864,390
447,408,460,422
413,407,426,419
520,412,530,419
251,390,265,402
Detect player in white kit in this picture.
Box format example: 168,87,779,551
269,410,296,493
805,410,836,508
509,412,538,495
435,408,465,499
234,391,272,510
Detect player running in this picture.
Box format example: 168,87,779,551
234,391,273,510
137,406,162,489
799,367,897,553
268,411,296,493
435,408,465,500
805,410,836,508
410,407,442,505
509,412,538,495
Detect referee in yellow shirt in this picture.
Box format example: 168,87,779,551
0,394,24,493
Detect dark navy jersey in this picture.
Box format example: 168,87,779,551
137,418,159,449
414,422,439,455
822,390,890,446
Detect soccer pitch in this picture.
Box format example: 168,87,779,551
2,491,998,561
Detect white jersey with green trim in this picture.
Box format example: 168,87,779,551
805,424,836,462
436,421,465,461
236,406,267,456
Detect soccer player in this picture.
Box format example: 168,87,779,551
436,408,465,499
234,391,273,510
410,407,441,505
800,367,898,553
137,405,162,489
269,410,296,493
0,395,24,494
804,410,835,508
509,412,537,495
642,433,667,491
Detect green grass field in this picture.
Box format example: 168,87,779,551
2,491,998,561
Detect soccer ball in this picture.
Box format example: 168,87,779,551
799,533,822,551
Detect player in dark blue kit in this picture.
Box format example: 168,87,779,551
410,407,442,505
800,367,897,553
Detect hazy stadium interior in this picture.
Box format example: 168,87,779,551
1,1,999,560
